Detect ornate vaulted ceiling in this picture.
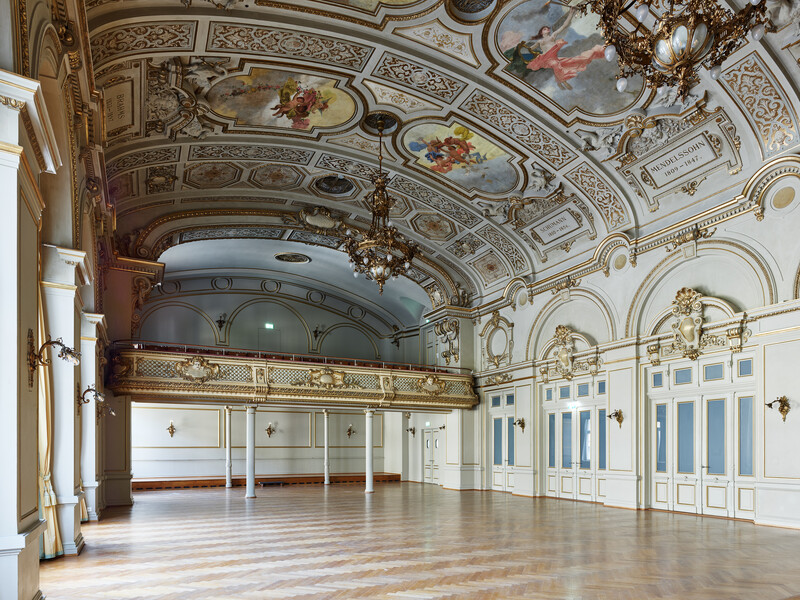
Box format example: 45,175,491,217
88,0,800,317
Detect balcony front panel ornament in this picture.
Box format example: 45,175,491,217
292,368,362,390
174,356,221,384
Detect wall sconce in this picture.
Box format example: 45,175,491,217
167,420,176,437
77,385,105,415
216,313,227,330
766,396,790,422
438,424,446,430
265,422,276,437
346,424,355,438
27,329,80,385
406,426,416,437
514,418,526,432
96,401,116,421
607,409,624,428
313,325,326,340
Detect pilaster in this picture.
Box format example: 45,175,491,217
0,69,57,600
80,312,107,520
41,244,88,555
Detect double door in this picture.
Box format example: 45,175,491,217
545,406,606,501
491,413,515,491
423,429,440,484
650,395,753,517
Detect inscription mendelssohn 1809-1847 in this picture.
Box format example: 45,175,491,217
643,134,717,188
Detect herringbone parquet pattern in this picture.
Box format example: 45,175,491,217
40,484,800,599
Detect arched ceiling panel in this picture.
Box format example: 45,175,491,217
86,0,800,306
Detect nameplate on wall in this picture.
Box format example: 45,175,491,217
642,134,717,188
611,105,743,212
532,209,581,243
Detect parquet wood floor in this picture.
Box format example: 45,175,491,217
40,484,800,599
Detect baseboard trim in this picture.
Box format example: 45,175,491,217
132,473,401,491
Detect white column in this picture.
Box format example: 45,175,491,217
225,406,232,488
323,409,331,485
245,405,256,498
80,313,107,520
365,409,375,494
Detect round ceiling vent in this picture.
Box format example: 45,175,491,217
275,252,311,264
363,112,399,135
315,175,355,195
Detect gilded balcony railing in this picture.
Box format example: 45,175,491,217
107,345,477,411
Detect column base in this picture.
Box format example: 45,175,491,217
62,532,85,556
0,519,46,600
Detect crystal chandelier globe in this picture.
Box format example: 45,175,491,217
584,0,773,99
342,116,419,294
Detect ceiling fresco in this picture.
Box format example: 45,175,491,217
84,0,800,315
207,68,357,130
497,0,644,115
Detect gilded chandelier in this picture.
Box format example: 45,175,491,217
580,0,773,99
343,117,419,294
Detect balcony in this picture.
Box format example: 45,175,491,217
108,341,478,411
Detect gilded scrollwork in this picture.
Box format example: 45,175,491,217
670,287,704,360
485,372,512,386
416,374,447,396
539,325,602,381
434,318,460,365
174,356,221,383
292,367,362,390
480,310,514,369
648,288,751,363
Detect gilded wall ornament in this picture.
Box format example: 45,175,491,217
539,326,602,381
480,310,514,369
293,368,361,390
434,318,460,365
671,287,704,360
174,356,221,383
416,374,447,396
666,226,715,252
485,372,512,386
553,325,575,380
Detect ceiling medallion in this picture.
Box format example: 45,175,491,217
579,0,773,99
343,114,419,294
275,252,311,264
315,175,356,196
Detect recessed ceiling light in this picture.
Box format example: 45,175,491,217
275,252,311,264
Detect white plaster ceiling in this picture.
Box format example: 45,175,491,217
89,0,800,311
160,238,432,324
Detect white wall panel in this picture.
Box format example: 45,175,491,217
608,367,633,472
763,339,800,479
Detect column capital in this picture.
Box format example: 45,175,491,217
364,408,375,416
0,69,61,173
41,244,90,286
